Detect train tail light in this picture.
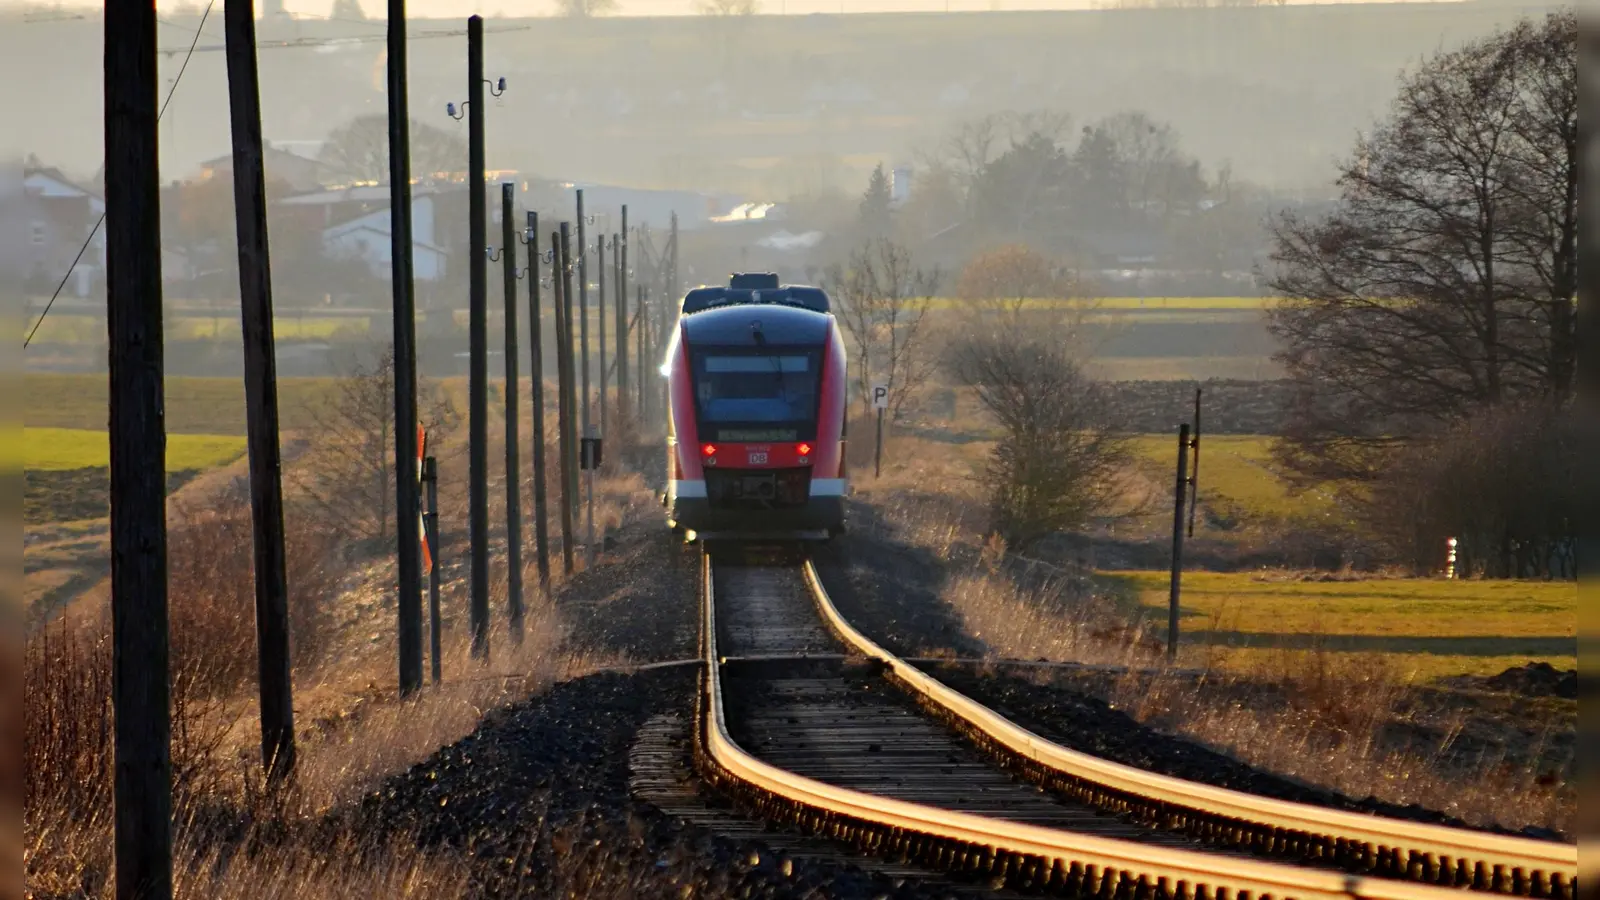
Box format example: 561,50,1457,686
702,444,717,457
797,442,812,457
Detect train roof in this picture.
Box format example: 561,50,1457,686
680,300,832,347
680,273,831,316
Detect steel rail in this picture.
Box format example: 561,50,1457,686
697,551,1509,900
797,560,1576,899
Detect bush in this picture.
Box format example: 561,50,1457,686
948,330,1131,550
166,496,340,697
1361,402,1577,577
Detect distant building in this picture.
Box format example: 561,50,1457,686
4,166,105,296
197,143,331,193
321,196,447,282
527,179,745,233
890,165,913,206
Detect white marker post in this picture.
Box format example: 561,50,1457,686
871,381,889,478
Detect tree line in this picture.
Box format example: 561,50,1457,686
824,10,1577,572
1267,10,1576,578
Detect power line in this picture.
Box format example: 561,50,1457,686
23,0,216,350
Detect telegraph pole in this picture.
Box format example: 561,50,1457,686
104,0,172,895
617,206,629,422
576,190,591,448
466,14,489,660
637,283,649,427
597,231,608,439
526,212,551,588
1167,423,1190,663
386,0,423,696
1187,387,1202,538
224,0,295,781
500,183,523,640
561,222,580,533
556,224,578,575
423,456,441,685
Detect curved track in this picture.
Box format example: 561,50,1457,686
693,546,1578,900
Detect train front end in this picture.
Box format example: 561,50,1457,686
663,275,847,541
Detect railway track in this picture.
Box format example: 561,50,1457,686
691,545,1578,900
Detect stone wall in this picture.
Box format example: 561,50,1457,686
1097,379,1291,435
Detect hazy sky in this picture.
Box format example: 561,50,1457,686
9,0,1459,20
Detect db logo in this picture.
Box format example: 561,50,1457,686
747,452,769,465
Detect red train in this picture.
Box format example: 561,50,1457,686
661,273,848,541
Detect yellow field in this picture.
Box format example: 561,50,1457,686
1127,434,1339,524
24,313,374,344
24,374,341,435
24,427,248,472
924,296,1274,311
1103,570,1577,681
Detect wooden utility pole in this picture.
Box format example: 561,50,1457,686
616,204,629,422
423,456,442,685
500,183,523,640
637,283,649,427
597,230,608,439
1187,387,1202,538
386,0,423,696
466,14,489,660
224,0,295,781
576,190,591,449
526,211,551,588
556,224,578,575
1168,423,1190,663
104,0,173,895
560,221,580,532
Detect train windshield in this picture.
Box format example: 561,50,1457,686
692,349,821,441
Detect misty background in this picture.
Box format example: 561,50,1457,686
6,0,1564,380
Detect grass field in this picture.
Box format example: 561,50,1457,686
24,428,248,472
25,313,378,345
24,374,341,435
1127,434,1338,524
1101,570,1577,681
922,296,1273,312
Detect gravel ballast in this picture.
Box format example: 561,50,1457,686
351,668,977,899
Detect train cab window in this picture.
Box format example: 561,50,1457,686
693,352,820,432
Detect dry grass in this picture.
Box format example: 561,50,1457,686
24,386,662,896
24,546,603,898
863,492,1573,834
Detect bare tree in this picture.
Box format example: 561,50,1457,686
553,0,618,16
318,115,469,185
822,238,940,422
948,328,1131,550
292,345,457,550
1266,11,1576,484
953,244,1093,325
919,110,1072,219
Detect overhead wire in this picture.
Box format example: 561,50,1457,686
23,0,216,350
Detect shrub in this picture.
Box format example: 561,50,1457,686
948,330,1132,550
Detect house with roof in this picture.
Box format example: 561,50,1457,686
321,195,447,282
197,143,332,194
5,165,106,296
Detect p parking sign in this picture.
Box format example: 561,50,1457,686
871,382,889,410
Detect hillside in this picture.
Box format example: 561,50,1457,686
3,0,1561,192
